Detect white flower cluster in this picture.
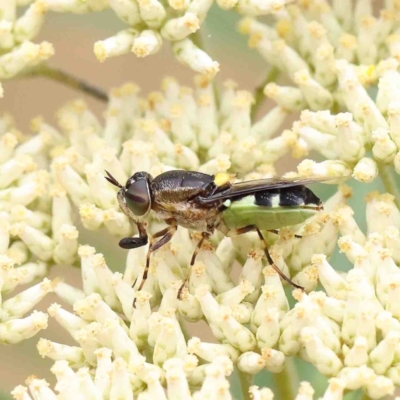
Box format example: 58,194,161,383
2,76,400,398
10,188,400,399
11,360,364,400
239,0,400,183
0,1,54,95
0,115,57,345
0,0,293,85
6,0,400,398
0,76,319,351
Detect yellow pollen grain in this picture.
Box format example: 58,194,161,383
381,193,395,202
192,261,207,277
248,33,262,48
179,86,193,97
298,0,311,9
162,77,178,91
261,348,272,359
262,266,278,278
304,222,321,236
261,285,278,299
158,118,171,132
120,82,140,96
39,42,54,58
339,34,357,49
276,19,292,39
308,21,326,38
305,265,318,281
294,70,310,85
311,253,326,265
25,375,39,386
30,116,44,133
1,132,18,149
237,17,252,34
338,239,351,253
147,91,164,108
329,378,345,392
264,82,278,97
298,382,315,396
197,94,212,107
223,79,238,90
316,44,334,60
233,91,254,108
169,0,186,9
169,104,183,118
376,202,392,216
78,244,96,257
183,14,200,31
361,15,377,29
249,249,264,260
132,42,151,58
194,74,211,89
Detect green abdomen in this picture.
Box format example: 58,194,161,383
221,196,318,230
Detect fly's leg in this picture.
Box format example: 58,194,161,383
119,222,149,249
228,225,303,290
254,227,303,289
149,226,171,244
267,229,302,239
177,232,210,300
133,224,177,308
130,226,171,288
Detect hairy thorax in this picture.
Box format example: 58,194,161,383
154,200,221,232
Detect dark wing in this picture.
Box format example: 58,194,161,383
195,176,335,204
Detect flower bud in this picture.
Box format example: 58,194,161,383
172,39,219,77
132,30,162,57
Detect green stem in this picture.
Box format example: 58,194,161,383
377,162,400,209
21,64,109,102
237,369,253,400
251,67,279,121
273,361,297,400
178,316,191,343
360,391,372,400
191,30,205,51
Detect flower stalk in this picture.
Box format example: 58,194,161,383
377,162,400,210
237,368,253,400
251,67,279,121
21,64,109,102
273,360,297,400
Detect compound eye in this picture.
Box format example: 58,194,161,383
125,179,151,216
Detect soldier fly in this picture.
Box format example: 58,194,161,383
105,170,325,307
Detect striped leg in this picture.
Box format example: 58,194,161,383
177,231,210,300
228,225,303,290
133,224,177,308
267,229,302,239
131,226,170,288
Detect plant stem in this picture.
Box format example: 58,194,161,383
251,67,279,121
377,162,400,209
191,30,205,51
22,64,109,102
273,361,297,400
361,391,372,400
178,316,191,343
237,369,253,400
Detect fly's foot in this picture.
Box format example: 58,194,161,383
177,283,186,300
290,279,304,290
119,236,148,249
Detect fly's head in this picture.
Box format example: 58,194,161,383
105,170,153,222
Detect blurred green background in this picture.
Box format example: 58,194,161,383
0,5,389,400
